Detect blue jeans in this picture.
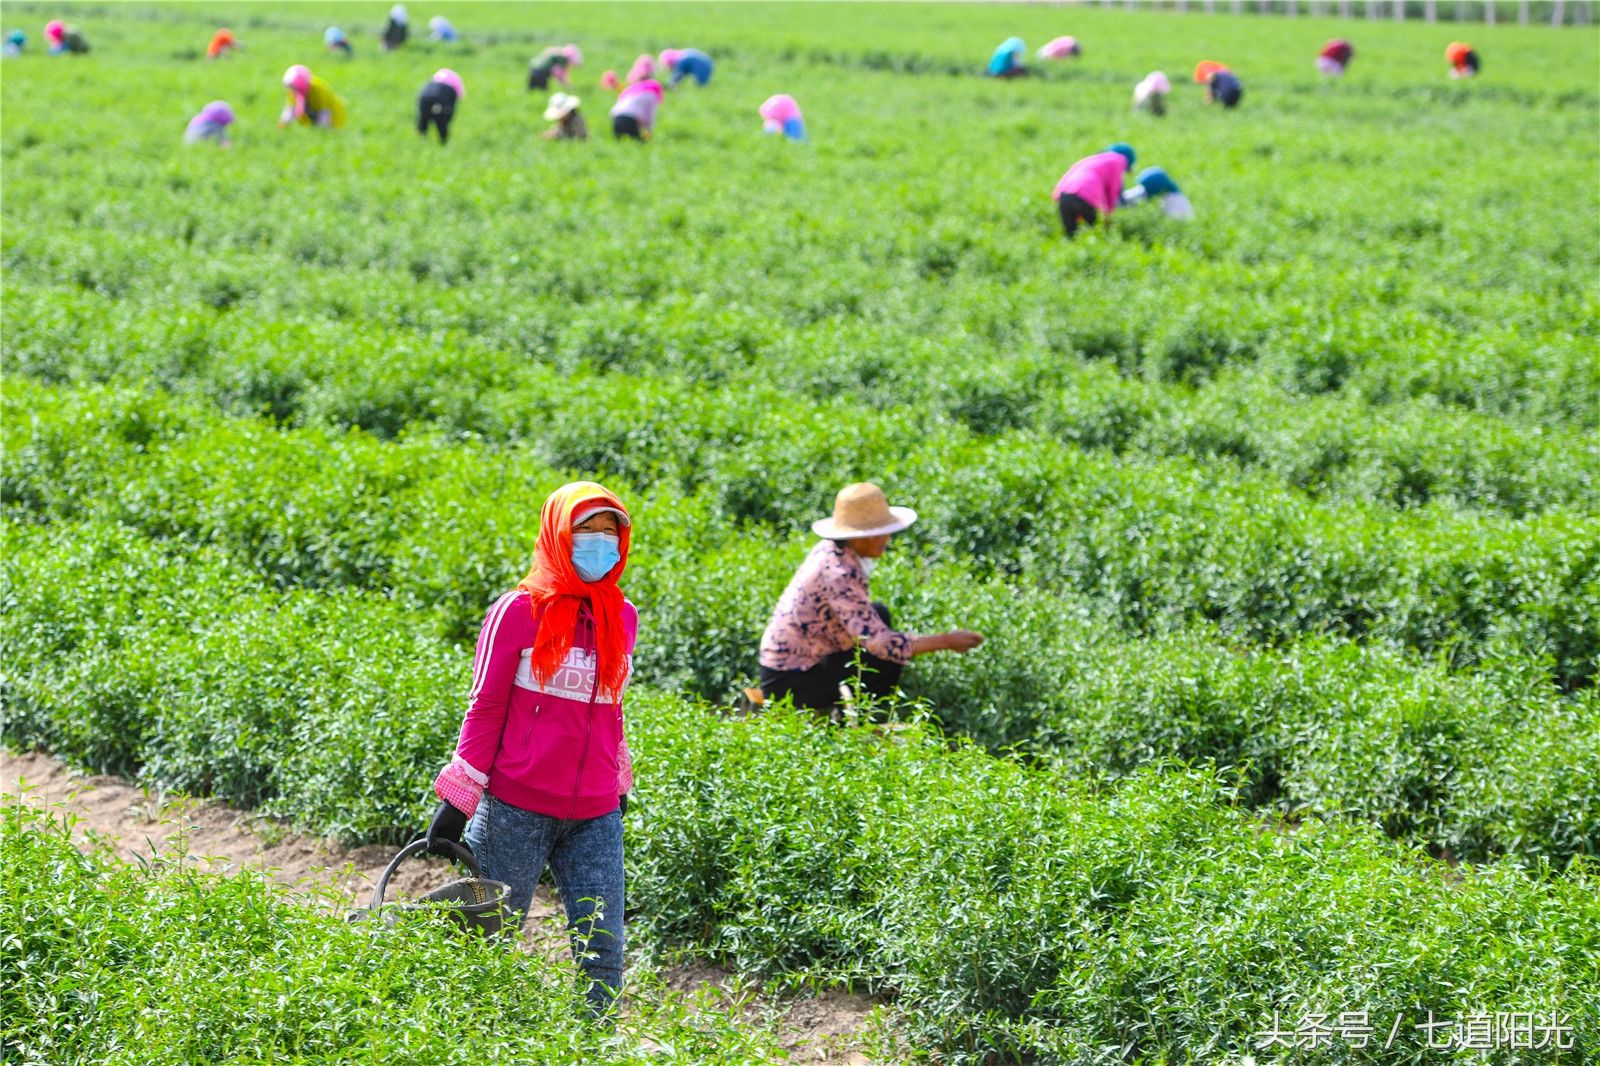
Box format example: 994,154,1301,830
466,792,625,1016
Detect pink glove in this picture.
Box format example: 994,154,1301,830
433,755,488,816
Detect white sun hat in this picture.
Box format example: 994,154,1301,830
811,483,917,540
544,92,581,121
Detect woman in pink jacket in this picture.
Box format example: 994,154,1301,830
1052,142,1135,238
428,481,637,1018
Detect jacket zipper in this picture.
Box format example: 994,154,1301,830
569,614,601,820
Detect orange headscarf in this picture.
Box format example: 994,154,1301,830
1445,42,1472,66
518,481,632,701
1193,60,1229,84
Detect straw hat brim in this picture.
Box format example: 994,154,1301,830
811,506,916,540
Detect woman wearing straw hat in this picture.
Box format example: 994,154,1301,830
757,483,983,716
543,92,588,140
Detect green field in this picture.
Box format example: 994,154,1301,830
3,2,1598,1062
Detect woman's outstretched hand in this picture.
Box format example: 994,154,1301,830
942,630,984,653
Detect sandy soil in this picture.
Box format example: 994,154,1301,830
2,747,885,1063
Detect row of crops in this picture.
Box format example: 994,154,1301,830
4,2,1597,1061
5,379,1597,871
4,517,1595,1060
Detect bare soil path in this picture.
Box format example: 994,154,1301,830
2,748,888,1063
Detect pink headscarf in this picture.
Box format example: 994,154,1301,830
619,78,663,102
659,48,684,70
759,94,801,124
431,67,465,99
44,19,65,42
283,64,312,118
625,53,654,85
1038,36,1080,59
561,43,582,66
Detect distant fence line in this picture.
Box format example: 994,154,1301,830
1090,0,1595,26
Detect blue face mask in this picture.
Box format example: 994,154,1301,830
571,532,621,583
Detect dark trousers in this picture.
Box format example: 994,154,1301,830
612,114,643,140
417,82,457,143
1058,193,1098,238
529,67,551,91
759,603,905,716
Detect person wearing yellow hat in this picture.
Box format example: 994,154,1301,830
756,483,984,717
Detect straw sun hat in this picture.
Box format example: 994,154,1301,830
544,92,581,121
811,483,917,540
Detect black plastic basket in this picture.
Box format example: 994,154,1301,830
348,838,510,937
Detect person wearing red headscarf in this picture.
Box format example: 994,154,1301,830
428,481,637,1018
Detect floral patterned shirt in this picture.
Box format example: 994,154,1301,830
759,540,914,671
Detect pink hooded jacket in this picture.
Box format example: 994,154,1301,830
1053,151,1130,215
453,590,638,820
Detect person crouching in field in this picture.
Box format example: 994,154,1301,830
1053,142,1136,238
660,47,714,88
1446,41,1480,79
207,28,240,60
417,68,463,144
1133,71,1171,116
428,15,458,43
382,4,408,52
1195,60,1243,108
280,65,346,129
4,31,25,57
1121,166,1194,219
184,101,235,147
543,92,587,140
755,483,984,719
45,20,88,55
324,26,353,58
610,79,661,140
1317,38,1354,77
624,53,656,86
1038,36,1082,61
760,94,806,141
426,482,637,1021
987,36,1027,78
529,45,581,91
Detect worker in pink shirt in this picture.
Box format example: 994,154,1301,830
427,481,637,1020
1052,142,1135,238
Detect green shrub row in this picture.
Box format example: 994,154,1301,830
0,802,782,1065
5,511,1595,868
8,279,1596,515
2,530,1594,1063
7,379,1595,688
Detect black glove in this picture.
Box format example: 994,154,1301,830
618,793,629,817
426,800,468,857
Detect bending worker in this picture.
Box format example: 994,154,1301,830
987,36,1027,78
1195,60,1242,107
417,68,464,144
660,47,714,87
1317,38,1353,77
757,483,983,717
280,64,346,129
1052,142,1136,238
1446,41,1480,79
529,44,580,90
